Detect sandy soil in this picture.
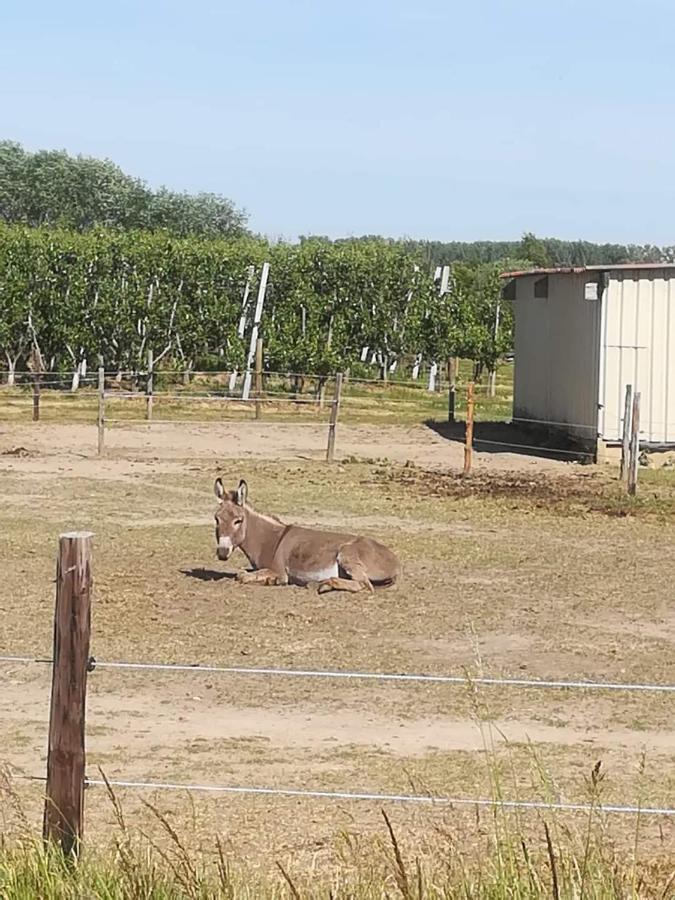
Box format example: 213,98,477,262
0,419,577,476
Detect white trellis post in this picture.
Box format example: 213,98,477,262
488,298,501,398
229,266,254,392
242,262,270,400
428,265,450,391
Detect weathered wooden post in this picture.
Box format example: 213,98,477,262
463,382,475,474
30,346,42,422
628,391,641,496
32,371,41,423
43,531,94,858
326,372,344,463
97,367,105,456
619,384,633,481
146,349,154,422
254,338,263,420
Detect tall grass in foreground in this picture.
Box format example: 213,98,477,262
1,788,673,899
2,683,673,898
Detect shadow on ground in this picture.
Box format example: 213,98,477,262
181,568,236,582
424,419,592,463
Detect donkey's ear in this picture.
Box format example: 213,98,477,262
235,479,248,506
214,478,225,501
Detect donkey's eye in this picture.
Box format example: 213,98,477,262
234,518,244,527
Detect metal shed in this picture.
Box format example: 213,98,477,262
502,265,675,455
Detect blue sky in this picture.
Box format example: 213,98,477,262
3,0,675,243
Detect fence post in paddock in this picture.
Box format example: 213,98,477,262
29,346,43,422
463,382,475,474
146,349,154,422
447,357,456,423
97,367,105,456
32,373,41,421
43,531,94,858
326,372,344,463
627,391,641,496
254,338,263,420
619,384,633,482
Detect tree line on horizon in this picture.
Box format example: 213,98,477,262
1,140,672,267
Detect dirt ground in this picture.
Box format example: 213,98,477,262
0,419,673,870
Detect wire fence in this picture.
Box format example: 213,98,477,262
3,650,674,818
2,655,674,694
5,367,672,470
11,774,675,818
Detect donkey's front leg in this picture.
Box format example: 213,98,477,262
236,568,288,586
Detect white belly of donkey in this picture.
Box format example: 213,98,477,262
289,562,339,585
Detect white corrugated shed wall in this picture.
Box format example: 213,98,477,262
513,273,601,444
600,270,675,444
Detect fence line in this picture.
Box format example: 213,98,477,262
105,392,322,405
2,654,673,693
104,419,330,428
11,773,674,817
510,416,597,432
473,439,596,459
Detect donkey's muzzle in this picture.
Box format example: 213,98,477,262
217,536,234,561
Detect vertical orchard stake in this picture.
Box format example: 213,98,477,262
463,382,475,474
43,531,94,858
97,367,105,456
242,261,270,400
254,338,263,420
326,372,344,463
146,349,154,422
627,391,641,496
619,384,633,482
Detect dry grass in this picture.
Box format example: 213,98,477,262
0,412,673,890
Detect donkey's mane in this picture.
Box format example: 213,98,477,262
224,488,285,526
240,498,285,526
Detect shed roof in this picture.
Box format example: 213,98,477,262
501,263,675,279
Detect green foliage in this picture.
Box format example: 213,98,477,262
0,142,247,238
519,231,552,268
345,232,675,268
0,225,522,377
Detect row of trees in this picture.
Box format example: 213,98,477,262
0,225,518,386
0,142,248,238
319,233,675,269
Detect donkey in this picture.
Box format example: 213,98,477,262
214,478,401,594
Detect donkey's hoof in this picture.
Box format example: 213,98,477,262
236,571,250,584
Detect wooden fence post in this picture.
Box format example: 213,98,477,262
463,382,475,474
447,357,456,423
146,349,153,422
627,391,641,496
32,371,41,422
254,338,263,420
97,367,105,456
43,531,94,858
30,346,42,422
326,372,344,463
619,384,633,481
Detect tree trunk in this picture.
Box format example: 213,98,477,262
6,357,16,387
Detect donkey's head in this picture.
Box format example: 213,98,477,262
213,478,248,560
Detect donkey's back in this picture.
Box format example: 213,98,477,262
278,525,401,592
